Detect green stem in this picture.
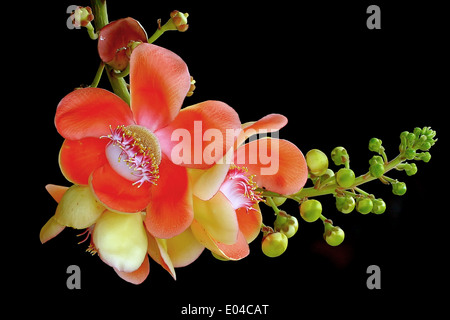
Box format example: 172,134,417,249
90,62,104,87
148,26,165,44
265,197,280,215
106,66,130,105
259,154,406,201
90,0,108,31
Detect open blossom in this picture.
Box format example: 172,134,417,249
188,114,308,260
41,43,241,281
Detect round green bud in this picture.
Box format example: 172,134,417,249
336,168,356,188
300,199,322,223
369,155,384,166
371,199,386,214
405,163,418,176
356,198,373,214
274,212,299,238
335,195,356,214
392,182,407,195
262,232,288,258
368,138,383,153
330,147,349,166
323,224,345,246
306,149,329,176
404,148,416,160
418,152,431,163
369,163,385,178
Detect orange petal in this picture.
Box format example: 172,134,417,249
89,162,152,213
130,43,191,131
234,138,308,195
55,87,135,140
59,138,107,185
156,100,241,169
193,192,239,245
191,220,249,261
236,204,262,244
145,157,193,238
147,233,176,280
166,227,205,268
114,255,150,285
45,184,69,203
237,114,288,147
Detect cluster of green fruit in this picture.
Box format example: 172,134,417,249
260,127,437,258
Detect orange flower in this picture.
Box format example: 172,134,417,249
188,114,308,260
55,43,241,240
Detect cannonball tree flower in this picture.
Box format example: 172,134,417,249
55,43,241,243
98,17,148,71
188,114,308,260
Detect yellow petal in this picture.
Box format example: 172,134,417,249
147,233,176,280
166,227,205,268
54,185,105,229
39,216,65,244
93,210,148,273
193,192,238,245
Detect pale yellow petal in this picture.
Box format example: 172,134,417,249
39,216,65,244
166,227,205,268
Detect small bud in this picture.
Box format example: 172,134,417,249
405,163,418,176
368,138,383,153
336,168,355,188
404,148,416,160
274,211,299,238
186,76,196,97
168,10,189,32
335,195,355,214
416,152,431,163
262,232,288,258
300,199,322,223
70,6,94,28
331,147,349,166
323,222,345,246
306,149,329,176
356,198,373,215
371,199,386,214
369,163,385,178
392,181,407,196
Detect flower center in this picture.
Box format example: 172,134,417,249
219,165,263,211
102,125,161,187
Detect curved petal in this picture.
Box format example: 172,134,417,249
191,220,249,261
98,18,148,70
89,162,152,213
130,43,191,131
145,157,193,239
156,100,241,169
147,233,176,280
237,114,288,147
55,87,135,140
59,138,108,185
193,192,239,245
236,204,262,244
234,138,308,195
93,210,148,273
114,255,150,285
45,184,69,203
40,216,65,244
166,227,205,268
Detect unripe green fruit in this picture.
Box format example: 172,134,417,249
262,232,288,258
300,199,322,222
336,168,355,188
306,149,329,176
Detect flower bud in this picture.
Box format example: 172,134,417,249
335,195,355,214
262,232,288,258
306,149,329,176
368,138,383,153
331,147,349,166
300,199,322,223
356,198,373,215
392,181,407,196
336,168,355,188
323,222,345,246
70,6,94,28
371,198,386,214
274,211,299,238
167,10,189,32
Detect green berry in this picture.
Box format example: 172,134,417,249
368,138,383,153
335,195,355,214
392,182,407,195
300,199,322,222
262,232,288,258
336,168,355,188
306,149,329,176
330,147,349,166
371,199,386,214
323,223,345,246
356,198,373,214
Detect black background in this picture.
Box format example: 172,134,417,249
10,0,448,317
